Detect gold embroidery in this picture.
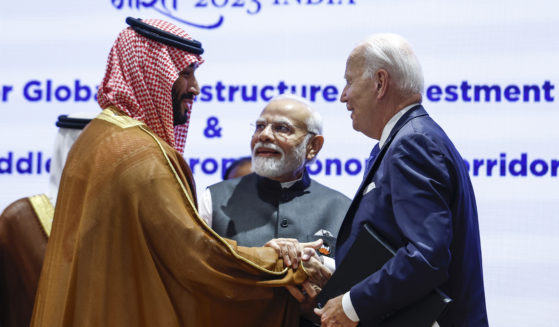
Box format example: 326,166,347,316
28,194,54,237
96,107,144,129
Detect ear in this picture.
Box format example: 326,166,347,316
375,69,389,99
306,135,324,161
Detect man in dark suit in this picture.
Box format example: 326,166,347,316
315,34,489,326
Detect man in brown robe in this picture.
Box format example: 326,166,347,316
31,17,316,327
0,194,51,327
0,114,91,327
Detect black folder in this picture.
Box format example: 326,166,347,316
317,224,451,327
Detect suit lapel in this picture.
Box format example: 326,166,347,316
357,105,427,193
336,105,429,250
385,104,427,144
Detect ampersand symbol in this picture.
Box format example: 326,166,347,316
204,116,222,138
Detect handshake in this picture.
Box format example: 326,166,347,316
265,238,332,324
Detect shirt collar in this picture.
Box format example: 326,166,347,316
281,177,302,189
256,169,310,193
378,103,419,148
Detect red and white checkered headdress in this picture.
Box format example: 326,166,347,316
97,18,204,154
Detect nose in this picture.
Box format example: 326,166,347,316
258,124,274,142
189,77,200,96
340,85,348,103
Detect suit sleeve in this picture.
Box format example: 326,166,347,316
350,133,454,323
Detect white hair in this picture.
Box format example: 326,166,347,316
357,33,424,97
269,93,323,135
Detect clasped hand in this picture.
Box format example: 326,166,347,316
265,238,333,324
264,237,323,270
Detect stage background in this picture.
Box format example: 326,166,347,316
1,1,557,325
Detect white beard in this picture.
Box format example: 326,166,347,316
252,138,308,179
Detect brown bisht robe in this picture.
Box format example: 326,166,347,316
0,194,52,327
31,108,307,327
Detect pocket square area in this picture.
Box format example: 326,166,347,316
363,182,376,195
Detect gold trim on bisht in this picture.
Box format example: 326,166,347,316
96,107,145,129
28,194,54,237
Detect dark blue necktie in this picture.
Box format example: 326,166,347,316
363,143,381,179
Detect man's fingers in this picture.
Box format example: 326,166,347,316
265,240,280,252
265,240,293,267
280,245,292,267
286,243,300,269
301,247,316,261
307,239,324,248
301,239,323,250
300,239,322,260
284,254,292,267
314,307,323,317
302,281,320,298
266,239,327,271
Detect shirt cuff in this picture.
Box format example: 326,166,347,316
342,291,360,322
322,256,336,273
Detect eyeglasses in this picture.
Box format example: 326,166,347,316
252,120,316,139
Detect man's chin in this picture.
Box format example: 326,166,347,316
252,157,284,178
173,114,187,126
351,120,361,132
253,156,280,166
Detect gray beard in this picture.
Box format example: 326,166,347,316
252,137,308,179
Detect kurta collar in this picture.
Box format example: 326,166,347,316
256,169,311,195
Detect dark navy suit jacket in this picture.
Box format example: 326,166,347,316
335,105,488,326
